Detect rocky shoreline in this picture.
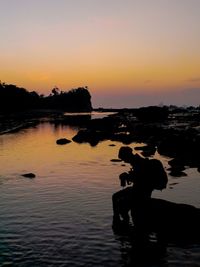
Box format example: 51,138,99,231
1,106,200,177
71,106,200,177
0,109,63,135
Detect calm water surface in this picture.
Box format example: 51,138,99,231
64,111,117,119
0,122,200,267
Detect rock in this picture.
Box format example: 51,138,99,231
157,129,200,170
169,182,179,186
56,138,71,145
110,159,122,162
72,129,109,146
135,145,156,157
135,106,169,122
169,169,187,177
168,158,185,169
111,133,134,144
72,129,99,146
22,173,36,178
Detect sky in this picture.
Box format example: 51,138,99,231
0,0,200,108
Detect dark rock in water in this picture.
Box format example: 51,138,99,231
56,138,71,145
88,116,119,132
149,198,200,244
135,106,169,122
111,133,134,145
157,128,200,169
168,158,185,169
109,144,116,147
110,159,122,162
169,170,187,177
72,129,110,146
22,173,36,178
157,134,183,158
72,129,99,146
113,196,200,245
135,145,156,157
168,158,187,177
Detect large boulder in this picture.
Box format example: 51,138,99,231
72,129,109,146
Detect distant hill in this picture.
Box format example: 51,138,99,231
0,82,92,112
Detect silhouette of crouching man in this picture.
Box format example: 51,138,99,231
112,146,168,230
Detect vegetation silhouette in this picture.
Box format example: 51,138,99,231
41,86,92,111
0,82,92,112
0,82,40,111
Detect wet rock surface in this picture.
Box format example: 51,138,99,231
56,138,71,145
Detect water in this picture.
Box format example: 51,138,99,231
0,121,200,266
64,111,116,120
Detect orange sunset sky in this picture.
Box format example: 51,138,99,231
1,0,200,107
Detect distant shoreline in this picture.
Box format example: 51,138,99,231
0,108,119,135
0,105,199,135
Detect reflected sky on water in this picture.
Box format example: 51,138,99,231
0,122,200,266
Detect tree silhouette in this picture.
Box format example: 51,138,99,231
0,82,92,112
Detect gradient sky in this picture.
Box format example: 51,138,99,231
1,0,200,107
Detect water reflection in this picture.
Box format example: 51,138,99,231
64,111,116,120
0,122,126,266
0,122,200,266
50,122,79,134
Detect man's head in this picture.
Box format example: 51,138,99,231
118,146,134,163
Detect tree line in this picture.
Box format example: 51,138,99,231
0,82,92,112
